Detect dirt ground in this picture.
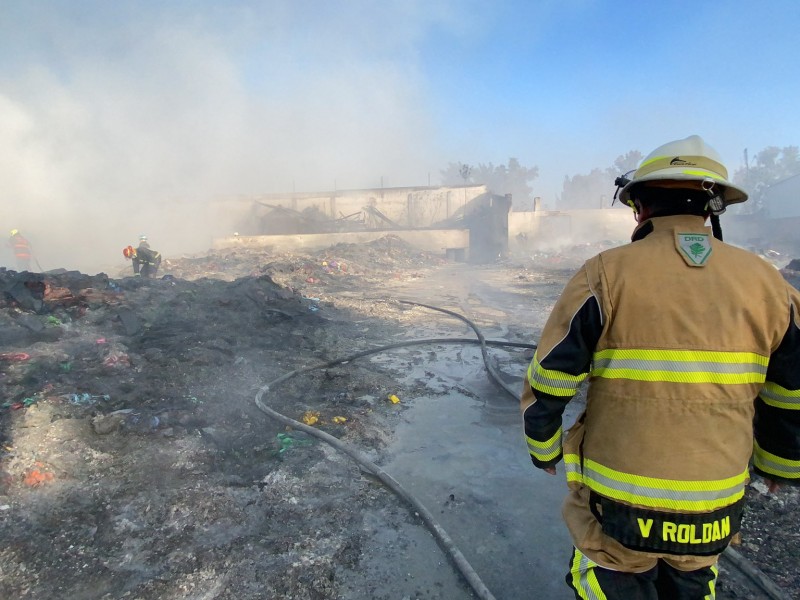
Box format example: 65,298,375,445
0,236,798,599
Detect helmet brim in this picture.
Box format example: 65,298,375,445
619,169,748,205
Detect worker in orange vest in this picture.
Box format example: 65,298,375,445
8,229,33,272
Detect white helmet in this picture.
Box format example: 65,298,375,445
619,135,748,207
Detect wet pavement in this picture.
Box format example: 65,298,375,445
377,346,577,599
331,345,575,599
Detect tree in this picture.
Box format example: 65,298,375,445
559,150,642,210
439,158,539,209
732,146,800,212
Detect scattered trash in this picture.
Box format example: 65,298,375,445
387,394,401,404
302,410,321,426
96,338,107,344
60,361,72,372
46,316,62,326
332,416,347,424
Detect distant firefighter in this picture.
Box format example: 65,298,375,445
8,229,33,272
123,239,162,278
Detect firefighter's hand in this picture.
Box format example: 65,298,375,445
542,466,556,476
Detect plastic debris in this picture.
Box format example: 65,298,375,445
64,393,110,406
276,433,313,454
103,351,130,368
387,394,401,404
23,463,54,487
332,416,347,424
123,413,160,432
96,338,107,344
302,411,320,426
46,316,62,326
92,410,132,435
0,352,30,362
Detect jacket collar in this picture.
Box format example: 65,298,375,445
631,214,709,242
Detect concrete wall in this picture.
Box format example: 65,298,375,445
508,209,633,254
212,229,470,256
213,185,490,235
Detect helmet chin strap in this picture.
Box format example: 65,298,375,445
701,177,724,241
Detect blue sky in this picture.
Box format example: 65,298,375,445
0,0,798,264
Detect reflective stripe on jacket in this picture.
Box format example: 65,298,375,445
522,214,800,523
11,235,31,258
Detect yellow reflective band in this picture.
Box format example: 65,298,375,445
705,563,719,600
682,169,724,180
526,427,562,461
595,348,768,364
528,356,587,397
753,440,800,479
563,454,747,511
636,155,728,179
569,549,606,600
592,348,768,385
760,382,800,410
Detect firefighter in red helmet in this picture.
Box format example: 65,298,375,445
123,238,162,278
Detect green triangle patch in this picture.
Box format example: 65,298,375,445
676,232,712,266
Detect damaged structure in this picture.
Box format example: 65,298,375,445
211,184,512,263
210,183,638,263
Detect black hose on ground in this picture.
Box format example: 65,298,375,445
720,547,789,600
255,335,530,600
395,299,522,400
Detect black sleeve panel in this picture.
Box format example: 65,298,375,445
524,393,572,428
754,303,800,484
538,295,602,377
754,398,800,460
764,304,800,390
523,296,602,469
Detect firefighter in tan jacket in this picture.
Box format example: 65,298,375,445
522,135,800,599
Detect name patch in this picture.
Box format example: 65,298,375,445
591,493,743,556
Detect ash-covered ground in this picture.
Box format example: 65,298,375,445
0,236,798,599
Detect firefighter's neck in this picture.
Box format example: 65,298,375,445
634,202,709,224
